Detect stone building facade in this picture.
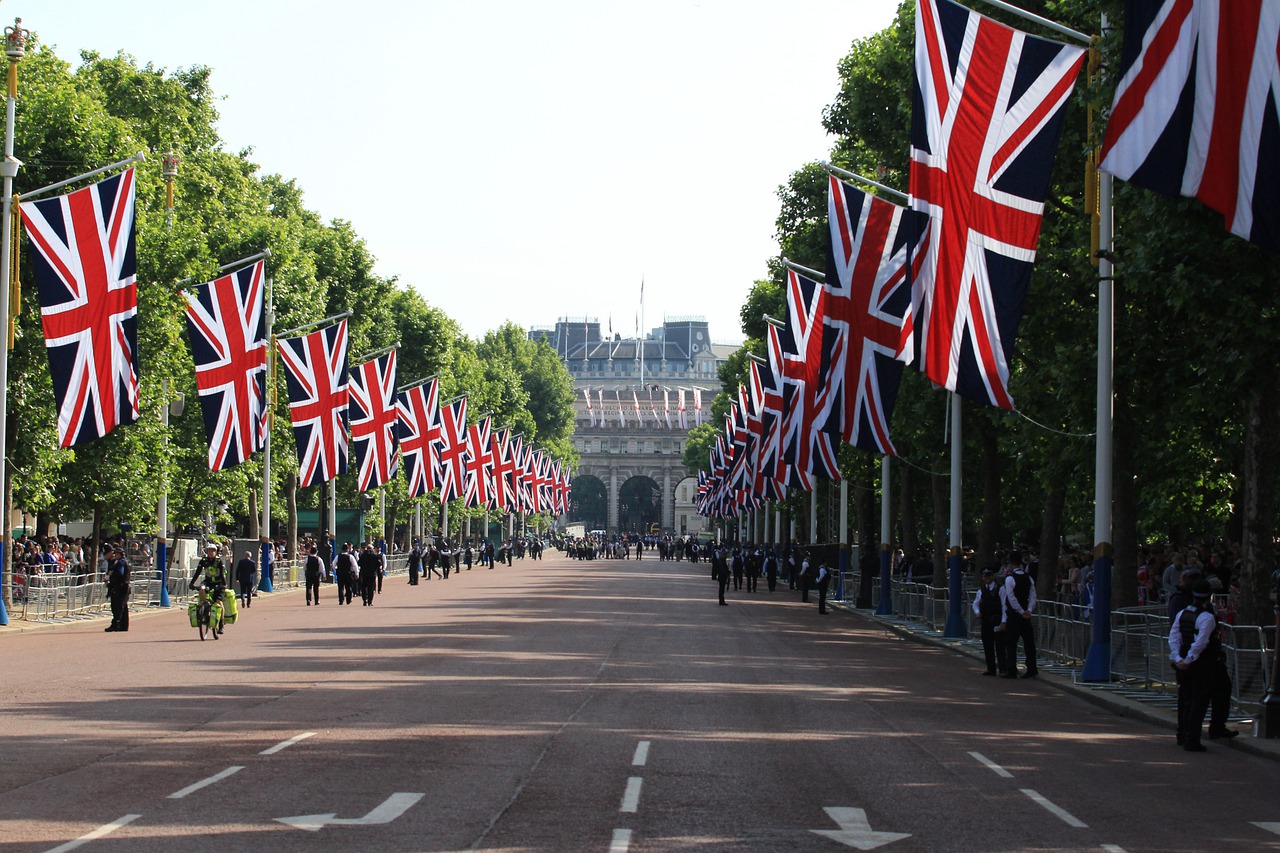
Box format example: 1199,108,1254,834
530,317,737,535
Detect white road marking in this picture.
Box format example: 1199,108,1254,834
1101,845,1129,852
276,792,424,832
610,827,633,852
260,732,317,755
968,751,1013,778
1253,822,1280,836
43,814,140,853
1020,789,1087,828
620,776,643,813
168,766,244,799
632,740,650,766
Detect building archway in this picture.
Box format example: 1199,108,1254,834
618,475,662,534
569,475,608,531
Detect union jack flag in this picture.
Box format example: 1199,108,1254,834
435,395,469,504
182,260,267,470
463,414,495,509
278,319,350,488
349,350,399,492
507,433,528,511
529,450,549,515
905,0,1086,409
396,378,440,499
490,427,516,512
781,268,837,484
753,324,786,501
818,176,928,456
20,169,140,448
1100,0,1280,253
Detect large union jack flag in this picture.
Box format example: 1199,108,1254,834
435,395,468,504
463,414,494,509
183,260,267,471
397,378,440,499
780,268,836,485
20,169,140,448
349,349,399,492
278,319,350,488
490,426,516,512
1100,0,1280,253
905,0,1086,409
818,177,929,456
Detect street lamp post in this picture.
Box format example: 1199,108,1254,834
0,17,29,626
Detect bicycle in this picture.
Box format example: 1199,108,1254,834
194,583,225,640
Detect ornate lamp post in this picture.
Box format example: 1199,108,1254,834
0,17,29,625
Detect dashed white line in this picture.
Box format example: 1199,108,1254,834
43,814,140,853
1020,788,1087,828
168,766,244,799
1101,845,1129,852
1254,822,1280,836
620,776,643,813
260,732,316,755
632,740,650,766
968,751,1013,778
610,827,633,852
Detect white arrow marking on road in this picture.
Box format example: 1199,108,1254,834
810,807,910,850
275,792,424,832
1253,822,1280,836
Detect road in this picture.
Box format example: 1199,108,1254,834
2,551,1278,852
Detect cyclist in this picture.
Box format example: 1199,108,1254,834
190,544,230,620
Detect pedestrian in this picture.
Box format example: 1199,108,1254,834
799,553,812,603
408,541,422,585
1169,579,1238,750
715,549,730,606
764,548,778,592
304,545,323,605
333,543,355,605
731,548,744,591
815,561,831,614
235,551,256,608
358,544,380,606
746,548,760,593
104,544,130,633
1001,549,1038,678
972,568,1008,676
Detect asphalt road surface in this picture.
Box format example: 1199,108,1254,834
2,551,1279,852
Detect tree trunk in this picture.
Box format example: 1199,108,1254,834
387,506,398,549
1037,485,1065,602
248,488,259,540
930,469,948,583
977,417,1001,571
898,462,917,559
1113,399,1139,609
285,472,298,566
1240,372,1279,626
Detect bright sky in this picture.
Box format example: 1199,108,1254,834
27,0,903,345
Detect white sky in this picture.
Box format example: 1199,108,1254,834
26,0,902,345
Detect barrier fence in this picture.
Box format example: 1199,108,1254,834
831,566,1274,717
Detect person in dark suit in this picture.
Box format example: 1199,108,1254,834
972,568,1007,675
764,548,779,592
104,544,130,632
815,562,831,614
358,544,380,606
714,547,730,606
235,551,256,608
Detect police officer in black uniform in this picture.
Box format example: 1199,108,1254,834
1169,579,1237,750
104,544,130,632
972,567,1007,675
1001,550,1038,678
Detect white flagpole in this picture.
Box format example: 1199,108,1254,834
943,393,966,637
259,269,275,593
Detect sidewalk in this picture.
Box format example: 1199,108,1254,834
830,597,1280,764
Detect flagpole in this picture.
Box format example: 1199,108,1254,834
277,309,352,339
155,151,178,609
259,269,275,593
819,162,909,205
876,455,893,615
0,18,30,626
943,393,966,638
19,151,146,202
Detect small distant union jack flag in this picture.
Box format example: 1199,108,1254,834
435,396,468,504
183,260,268,471
396,378,440,499
278,319,350,488
20,168,140,447
349,349,399,492
905,0,1086,409
1100,0,1280,252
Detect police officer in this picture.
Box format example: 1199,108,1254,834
407,541,422,586
191,544,229,604
358,543,380,606
1001,550,1038,678
1169,579,1237,750
304,545,323,605
104,544,130,633
972,568,1007,676
815,561,831,615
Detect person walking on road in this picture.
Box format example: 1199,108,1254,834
1001,550,1038,678
334,543,356,605
358,544,380,606
104,544,130,632
408,542,422,585
972,568,1008,675
764,548,779,592
304,545,323,605
235,551,256,609
714,548,730,606
815,561,831,614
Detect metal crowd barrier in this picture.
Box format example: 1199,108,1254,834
20,573,108,621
